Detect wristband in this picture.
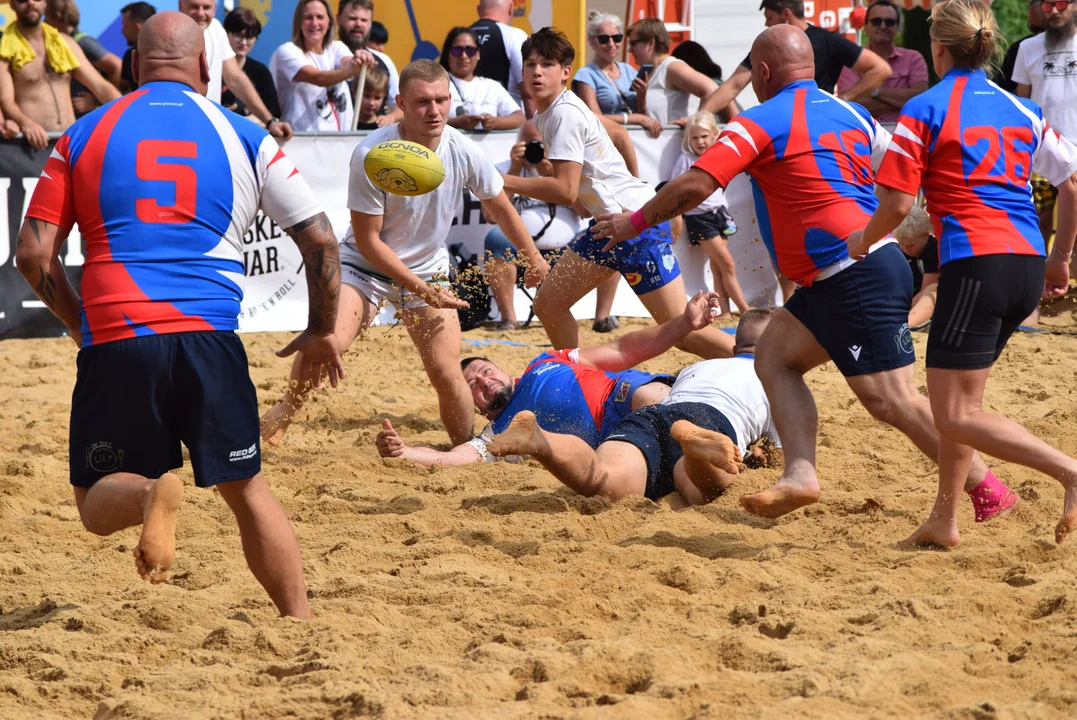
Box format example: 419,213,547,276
629,209,649,235
622,113,629,125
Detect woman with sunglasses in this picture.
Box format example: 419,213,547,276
850,0,1077,548
626,18,719,127
836,0,928,123
572,12,662,138
270,0,375,132
222,7,280,121
439,27,524,132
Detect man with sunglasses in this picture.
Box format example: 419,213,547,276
1015,0,1077,259
836,0,928,123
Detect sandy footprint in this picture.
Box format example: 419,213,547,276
134,473,184,584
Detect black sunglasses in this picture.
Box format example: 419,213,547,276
869,17,898,27
593,33,624,45
450,46,479,57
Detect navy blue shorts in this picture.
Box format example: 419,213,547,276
784,243,916,377
569,220,681,296
69,331,261,489
603,402,737,501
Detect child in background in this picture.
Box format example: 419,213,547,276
355,66,389,130
894,205,939,328
670,111,749,319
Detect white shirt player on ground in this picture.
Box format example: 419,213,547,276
261,60,550,448
500,28,734,360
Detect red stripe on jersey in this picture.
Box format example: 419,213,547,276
267,147,286,168
523,351,615,428
25,134,76,229
75,91,215,344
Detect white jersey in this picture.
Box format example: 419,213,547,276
270,41,355,132
344,123,505,269
664,356,781,455
203,18,235,104
535,89,655,217
671,151,728,215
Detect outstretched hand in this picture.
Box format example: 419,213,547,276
276,330,345,388
592,210,637,251
523,254,550,288
683,290,724,330
420,284,470,309
375,418,405,458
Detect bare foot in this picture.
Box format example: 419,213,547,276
134,473,184,583
898,513,960,549
260,401,297,446
488,411,546,458
1055,477,1077,544
739,477,820,519
672,420,741,499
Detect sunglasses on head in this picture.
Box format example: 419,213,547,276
1042,1,1070,11
869,17,898,27
450,46,479,57
593,33,624,45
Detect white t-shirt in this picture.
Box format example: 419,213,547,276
671,150,728,215
645,56,690,126
270,41,354,132
1013,33,1077,141
498,21,527,105
344,123,505,269
664,356,781,455
204,18,235,104
535,89,654,217
449,75,521,130
371,49,400,109
496,159,586,251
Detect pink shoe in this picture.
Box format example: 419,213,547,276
969,470,1020,523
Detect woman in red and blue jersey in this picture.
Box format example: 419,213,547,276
854,0,1077,548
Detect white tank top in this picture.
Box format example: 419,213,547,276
644,56,690,126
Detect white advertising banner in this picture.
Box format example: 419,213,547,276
237,128,781,333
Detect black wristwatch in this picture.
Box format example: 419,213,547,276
266,117,280,128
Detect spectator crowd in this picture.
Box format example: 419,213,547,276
1,0,1074,327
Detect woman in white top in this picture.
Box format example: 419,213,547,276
627,18,719,126
572,12,662,138
440,27,524,132
270,0,373,132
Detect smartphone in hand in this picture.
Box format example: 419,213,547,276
636,64,654,81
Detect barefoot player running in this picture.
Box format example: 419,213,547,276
15,12,341,617
502,28,733,359
262,59,549,447
852,0,1077,547
594,24,1017,523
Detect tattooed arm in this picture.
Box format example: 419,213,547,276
15,217,83,345
591,168,719,247
274,212,346,388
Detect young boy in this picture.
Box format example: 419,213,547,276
355,66,389,130
501,28,733,359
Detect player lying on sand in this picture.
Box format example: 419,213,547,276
262,59,550,448
488,310,778,505
376,291,725,466
500,28,734,359
593,24,1018,524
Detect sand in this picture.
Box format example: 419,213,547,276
2,312,1077,719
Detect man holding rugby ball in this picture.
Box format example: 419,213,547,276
262,59,550,447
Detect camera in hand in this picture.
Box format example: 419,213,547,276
524,140,545,164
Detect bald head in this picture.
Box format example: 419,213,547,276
478,0,512,23
134,11,210,93
749,24,815,101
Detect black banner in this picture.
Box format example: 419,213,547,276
0,138,82,341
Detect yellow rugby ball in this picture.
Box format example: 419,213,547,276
363,140,446,196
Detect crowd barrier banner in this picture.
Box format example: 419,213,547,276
0,127,779,340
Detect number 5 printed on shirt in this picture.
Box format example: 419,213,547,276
135,140,198,224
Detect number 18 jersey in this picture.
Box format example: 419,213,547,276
25,81,321,347
876,68,1077,266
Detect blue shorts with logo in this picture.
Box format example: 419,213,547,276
69,331,261,489
569,220,681,296
599,369,676,438
783,243,915,378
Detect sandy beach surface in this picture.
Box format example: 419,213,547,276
2,312,1077,719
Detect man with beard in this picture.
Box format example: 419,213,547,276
1015,0,1077,255
337,0,400,126
0,0,120,149
375,292,724,467
997,0,1045,92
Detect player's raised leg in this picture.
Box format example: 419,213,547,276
403,304,475,446
671,421,741,505
216,474,310,618
637,275,734,359
261,283,374,444
742,308,830,518
532,249,618,349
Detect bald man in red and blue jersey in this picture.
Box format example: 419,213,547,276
594,24,1014,522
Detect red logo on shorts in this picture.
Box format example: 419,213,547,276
625,272,642,286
